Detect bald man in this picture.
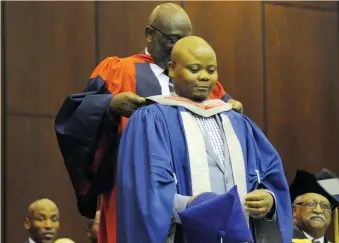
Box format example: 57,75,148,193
54,238,75,243
54,3,243,243
24,199,60,243
116,36,292,243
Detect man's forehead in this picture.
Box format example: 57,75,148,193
299,192,329,202
178,48,216,64
29,200,59,215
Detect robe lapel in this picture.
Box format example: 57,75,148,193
135,63,161,96
292,225,308,239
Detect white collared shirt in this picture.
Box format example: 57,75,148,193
28,238,36,243
144,48,171,95
303,231,324,243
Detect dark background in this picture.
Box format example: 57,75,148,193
2,1,339,242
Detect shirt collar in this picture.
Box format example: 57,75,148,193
145,48,166,77
29,238,36,243
303,231,324,243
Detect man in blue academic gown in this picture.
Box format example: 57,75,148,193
116,36,293,243
54,4,243,243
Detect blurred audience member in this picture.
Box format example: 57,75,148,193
86,211,100,243
24,198,60,243
54,238,75,243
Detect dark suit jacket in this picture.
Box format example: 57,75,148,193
293,225,330,243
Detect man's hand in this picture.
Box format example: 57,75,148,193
109,92,146,117
228,99,244,114
244,189,274,218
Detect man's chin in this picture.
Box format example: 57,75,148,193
308,219,327,229
154,55,170,70
41,240,55,243
41,236,56,243
191,94,209,102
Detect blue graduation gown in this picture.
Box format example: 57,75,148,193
54,57,232,220
116,103,293,243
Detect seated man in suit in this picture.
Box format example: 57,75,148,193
290,169,339,243
116,36,292,243
24,198,60,243
86,211,100,243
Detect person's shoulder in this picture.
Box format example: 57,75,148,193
139,103,167,115
96,54,151,70
132,103,173,122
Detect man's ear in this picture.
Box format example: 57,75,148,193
292,206,298,224
145,26,154,42
168,61,176,78
24,217,31,230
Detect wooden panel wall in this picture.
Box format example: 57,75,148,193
3,1,339,243
265,2,339,182
185,1,265,129
97,1,164,61
264,3,339,240
3,2,96,243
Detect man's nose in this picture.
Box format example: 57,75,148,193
44,220,52,229
198,70,210,81
312,203,324,213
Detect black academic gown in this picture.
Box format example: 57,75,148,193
293,225,331,243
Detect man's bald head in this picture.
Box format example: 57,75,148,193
170,36,216,65
145,3,192,69
148,3,191,29
27,199,59,218
25,198,60,243
168,36,218,101
54,238,75,243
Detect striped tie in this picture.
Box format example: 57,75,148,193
163,69,174,93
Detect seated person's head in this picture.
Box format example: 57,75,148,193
54,238,75,243
168,36,217,102
86,211,100,243
24,198,60,243
293,192,332,238
290,170,339,240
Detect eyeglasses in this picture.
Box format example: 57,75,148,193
149,25,181,45
294,200,332,211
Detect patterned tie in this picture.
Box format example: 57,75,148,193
163,69,174,93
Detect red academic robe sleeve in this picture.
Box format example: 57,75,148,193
209,81,232,102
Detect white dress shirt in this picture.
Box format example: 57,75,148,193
303,231,324,243
29,238,36,243
144,48,171,96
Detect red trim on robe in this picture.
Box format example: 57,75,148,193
164,96,227,110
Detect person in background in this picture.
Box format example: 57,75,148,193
54,238,75,243
86,211,100,243
290,169,339,243
24,198,60,243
